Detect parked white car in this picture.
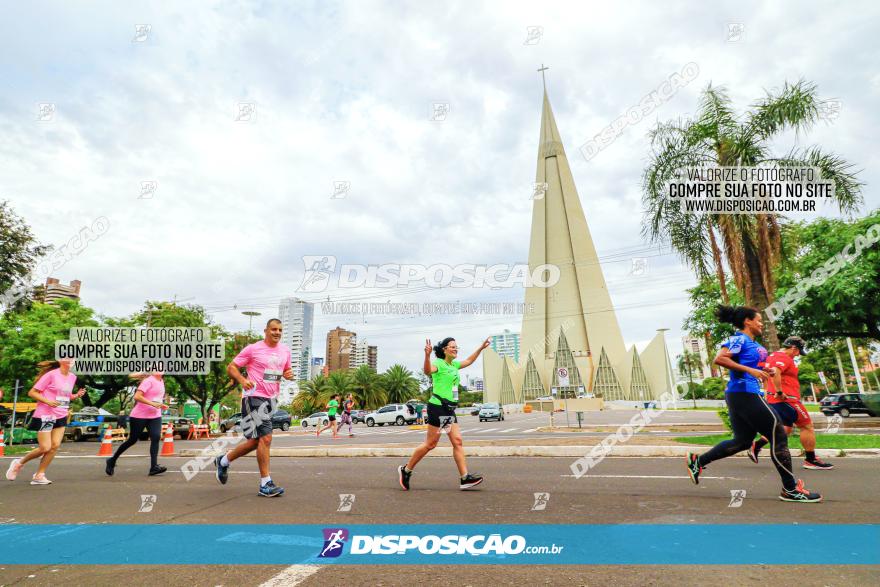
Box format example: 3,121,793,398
300,412,329,428
364,404,418,427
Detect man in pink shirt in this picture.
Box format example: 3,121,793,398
215,318,293,497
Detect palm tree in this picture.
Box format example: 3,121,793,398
677,351,704,408
325,370,354,406
292,374,327,416
380,364,420,404
350,364,387,410
643,81,863,349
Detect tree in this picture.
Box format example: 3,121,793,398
134,301,240,421
677,351,704,407
350,365,387,410
380,364,420,404
293,375,328,416
683,276,746,356
643,81,863,349
701,377,727,399
773,210,880,342
0,200,51,313
0,299,98,394
325,371,354,405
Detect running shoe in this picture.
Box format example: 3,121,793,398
779,479,822,503
459,473,483,490
105,457,116,476
5,458,23,481
214,455,229,485
148,465,167,476
348,434,355,438
803,458,834,470
685,453,702,485
398,465,412,491
258,481,284,497
30,474,52,485
747,442,760,464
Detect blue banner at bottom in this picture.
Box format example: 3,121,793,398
0,524,876,565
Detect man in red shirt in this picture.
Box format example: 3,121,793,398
749,336,833,469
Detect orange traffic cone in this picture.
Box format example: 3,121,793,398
0,428,6,457
98,427,113,456
160,423,175,456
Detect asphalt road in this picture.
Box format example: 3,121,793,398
1,454,877,586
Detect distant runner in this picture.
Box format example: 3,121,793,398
338,394,355,437
317,394,340,438
105,372,168,477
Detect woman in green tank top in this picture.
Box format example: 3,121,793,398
398,336,490,491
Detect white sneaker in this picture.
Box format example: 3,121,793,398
5,458,23,481
30,473,52,485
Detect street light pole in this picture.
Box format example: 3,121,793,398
242,311,261,338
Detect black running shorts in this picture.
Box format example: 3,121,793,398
427,402,457,428
28,416,67,432
240,396,275,439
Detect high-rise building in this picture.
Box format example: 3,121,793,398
278,298,314,381
490,329,521,363
468,376,484,392
681,336,713,380
326,327,356,372
34,278,81,304
351,339,378,371
310,357,325,380
482,85,674,405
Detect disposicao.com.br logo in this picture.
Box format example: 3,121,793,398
298,256,561,293
318,529,563,557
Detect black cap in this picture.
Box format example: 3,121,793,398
782,336,807,355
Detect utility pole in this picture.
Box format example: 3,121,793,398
846,337,865,394
836,352,848,392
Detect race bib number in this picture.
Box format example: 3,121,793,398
56,396,70,409
439,415,455,431
451,385,459,401
263,369,282,383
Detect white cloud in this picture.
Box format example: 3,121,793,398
1,0,876,374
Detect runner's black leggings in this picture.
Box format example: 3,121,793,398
697,391,796,490
111,416,162,468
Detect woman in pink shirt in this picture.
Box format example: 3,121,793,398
5,359,85,485
105,372,168,477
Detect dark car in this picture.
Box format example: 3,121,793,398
220,410,292,432
150,415,194,440
272,409,292,431
820,393,879,418
350,409,368,424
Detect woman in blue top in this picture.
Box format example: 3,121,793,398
685,305,821,503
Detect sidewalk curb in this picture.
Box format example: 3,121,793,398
177,446,880,458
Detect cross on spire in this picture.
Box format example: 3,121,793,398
538,64,549,90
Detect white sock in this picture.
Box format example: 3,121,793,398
220,455,230,467
260,476,271,486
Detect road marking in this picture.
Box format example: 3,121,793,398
499,428,518,433
524,428,537,433
168,470,259,474
560,474,743,480
479,428,499,433
259,565,321,586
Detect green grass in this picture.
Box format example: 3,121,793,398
1,445,35,456
672,405,822,413
674,433,880,449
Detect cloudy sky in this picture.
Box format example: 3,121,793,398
2,0,877,375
